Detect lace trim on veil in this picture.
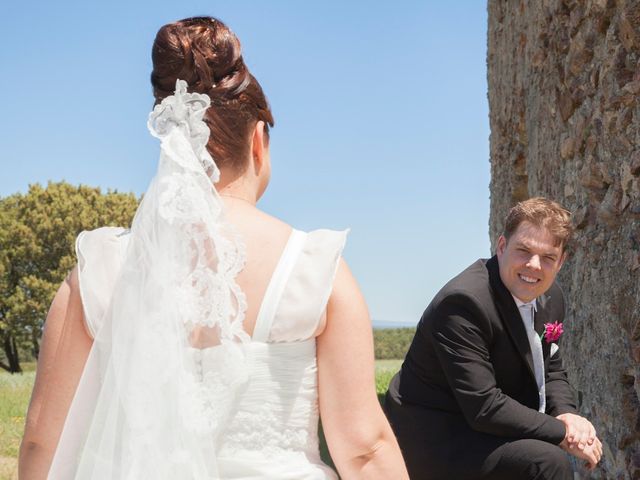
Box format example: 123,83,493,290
57,80,250,479
147,80,248,337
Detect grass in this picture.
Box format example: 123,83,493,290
0,359,402,479
375,359,402,396
0,367,35,480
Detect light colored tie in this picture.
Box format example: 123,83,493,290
521,304,546,413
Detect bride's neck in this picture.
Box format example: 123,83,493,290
216,161,267,206
216,178,258,206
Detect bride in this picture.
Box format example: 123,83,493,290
18,16,408,479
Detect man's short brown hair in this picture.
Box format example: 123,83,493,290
503,197,573,251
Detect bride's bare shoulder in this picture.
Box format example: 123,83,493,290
257,209,292,232
232,205,294,241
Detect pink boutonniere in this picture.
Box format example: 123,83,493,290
541,321,564,343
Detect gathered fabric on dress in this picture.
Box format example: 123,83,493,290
49,226,346,480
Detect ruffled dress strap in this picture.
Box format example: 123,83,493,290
75,226,130,338
267,228,348,343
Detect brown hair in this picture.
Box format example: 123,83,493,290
151,17,274,172
503,197,573,251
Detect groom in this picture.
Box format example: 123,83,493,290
385,198,602,479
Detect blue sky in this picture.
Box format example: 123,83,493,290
1,1,490,325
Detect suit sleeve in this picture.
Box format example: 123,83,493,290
545,348,578,416
543,288,579,416
429,294,566,444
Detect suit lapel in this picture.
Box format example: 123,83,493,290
486,256,538,386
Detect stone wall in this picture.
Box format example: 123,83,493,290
488,0,640,477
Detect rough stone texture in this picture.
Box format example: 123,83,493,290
488,0,640,478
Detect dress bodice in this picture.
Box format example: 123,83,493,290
217,340,336,479
70,226,346,479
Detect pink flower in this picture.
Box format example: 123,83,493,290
542,321,564,343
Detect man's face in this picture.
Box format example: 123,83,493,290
496,221,566,303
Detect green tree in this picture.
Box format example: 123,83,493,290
0,182,138,373
373,327,416,360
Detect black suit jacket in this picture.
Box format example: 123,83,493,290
385,256,578,476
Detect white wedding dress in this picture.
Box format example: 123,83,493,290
49,225,346,479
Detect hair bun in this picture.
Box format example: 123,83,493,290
151,17,250,102
150,16,274,173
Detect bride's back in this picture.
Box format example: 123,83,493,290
224,203,296,337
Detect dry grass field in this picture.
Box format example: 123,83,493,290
0,364,35,480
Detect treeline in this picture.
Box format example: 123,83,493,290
373,327,416,360
0,182,138,373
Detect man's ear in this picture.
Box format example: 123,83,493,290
496,235,507,257
558,251,567,270
251,121,266,173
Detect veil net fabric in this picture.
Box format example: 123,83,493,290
49,80,248,479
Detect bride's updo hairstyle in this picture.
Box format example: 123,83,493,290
151,16,274,173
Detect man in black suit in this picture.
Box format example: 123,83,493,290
385,198,602,479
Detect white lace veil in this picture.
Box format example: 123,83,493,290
48,80,249,479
